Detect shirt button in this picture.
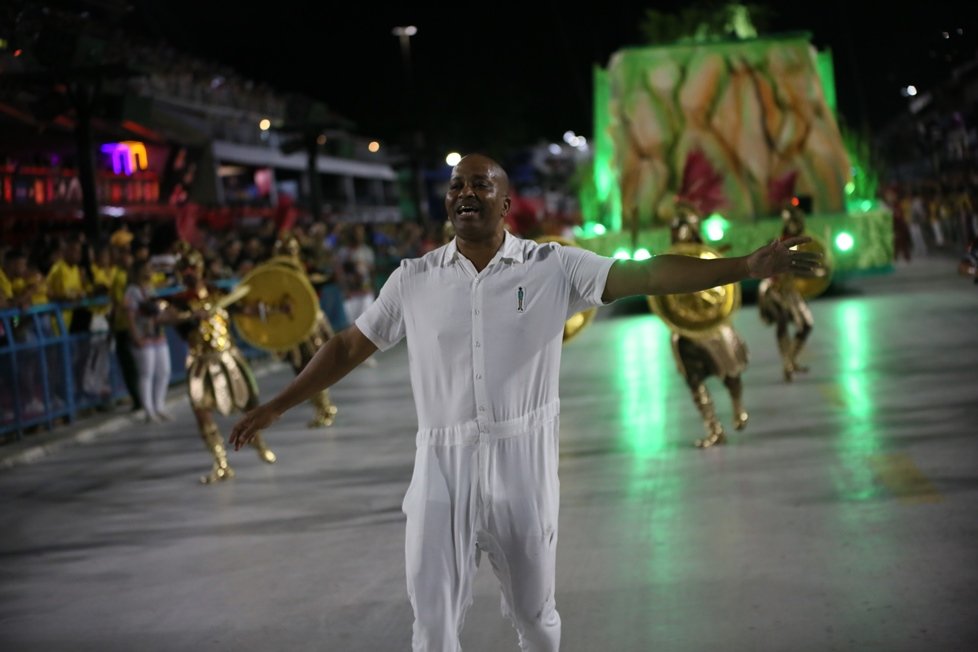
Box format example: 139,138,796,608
479,406,486,412
475,341,481,347
474,309,480,315
476,374,482,379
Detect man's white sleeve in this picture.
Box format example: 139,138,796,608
354,266,406,351
558,245,616,315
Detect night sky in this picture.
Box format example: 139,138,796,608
132,0,976,157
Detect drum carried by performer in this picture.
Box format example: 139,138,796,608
648,204,749,448
246,234,339,428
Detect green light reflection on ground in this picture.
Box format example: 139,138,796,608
832,300,882,501
612,316,686,621
838,301,878,450
830,300,893,632
615,316,671,459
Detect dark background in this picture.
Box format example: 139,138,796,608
29,1,978,156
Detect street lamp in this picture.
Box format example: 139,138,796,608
391,25,429,225
392,25,418,79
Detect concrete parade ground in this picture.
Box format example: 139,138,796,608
1,254,976,651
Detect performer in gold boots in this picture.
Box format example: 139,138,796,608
267,234,339,427
648,204,749,448
165,248,277,483
757,205,816,382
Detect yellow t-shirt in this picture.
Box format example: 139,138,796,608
9,275,51,335
46,260,86,299
90,264,116,316
46,260,86,331
11,276,48,305
0,268,12,303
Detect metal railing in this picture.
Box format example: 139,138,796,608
0,282,348,442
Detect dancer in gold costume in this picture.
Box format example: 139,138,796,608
269,235,339,427
758,206,814,382
166,248,277,483
662,205,749,448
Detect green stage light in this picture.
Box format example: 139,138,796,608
703,213,729,242
613,247,632,260
845,181,856,195
633,248,652,261
577,222,607,238
860,200,873,212
835,232,855,251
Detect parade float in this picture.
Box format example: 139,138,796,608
578,31,892,289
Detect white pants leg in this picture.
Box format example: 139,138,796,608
404,440,479,652
150,341,171,415
480,418,561,652
909,223,928,257
133,344,157,419
403,406,561,652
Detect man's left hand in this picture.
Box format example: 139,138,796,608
746,236,822,279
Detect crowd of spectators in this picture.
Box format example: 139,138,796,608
0,214,448,425
883,172,978,263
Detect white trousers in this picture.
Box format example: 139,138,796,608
133,340,171,419
403,403,562,652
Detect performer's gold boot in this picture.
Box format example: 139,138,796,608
307,390,338,428
791,334,810,374
733,402,749,431
728,379,750,430
251,432,277,464
200,422,235,484
778,333,796,382
692,385,726,448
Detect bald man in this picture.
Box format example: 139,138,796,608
231,154,819,651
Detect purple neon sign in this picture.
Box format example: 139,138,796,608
100,141,149,176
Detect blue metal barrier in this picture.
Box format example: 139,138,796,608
0,287,274,442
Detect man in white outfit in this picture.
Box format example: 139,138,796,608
230,154,818,651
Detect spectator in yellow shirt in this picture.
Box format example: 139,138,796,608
89,243,117,326
109,229,142,411
46,237,88,332
84,243,116,404
2,251,48,413
2,250,44,310
0,253,13,309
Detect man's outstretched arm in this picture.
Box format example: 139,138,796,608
229,325,378,450
601,236,819,302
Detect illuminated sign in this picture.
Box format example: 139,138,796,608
100,141,149,176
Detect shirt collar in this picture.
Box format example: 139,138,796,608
445,230,525,266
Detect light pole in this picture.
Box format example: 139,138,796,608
391,25,417,85
391,25,429,225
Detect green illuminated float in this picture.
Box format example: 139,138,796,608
581,29,892,279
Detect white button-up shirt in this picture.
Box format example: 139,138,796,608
356,232,614,432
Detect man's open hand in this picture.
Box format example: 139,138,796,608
229,403,281,451
745,236,822,279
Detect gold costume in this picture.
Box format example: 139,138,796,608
268,236,338,427
183,292,261,415
670,325,749,448
758,207,815,382
171,250,276,484
651,206,749,448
